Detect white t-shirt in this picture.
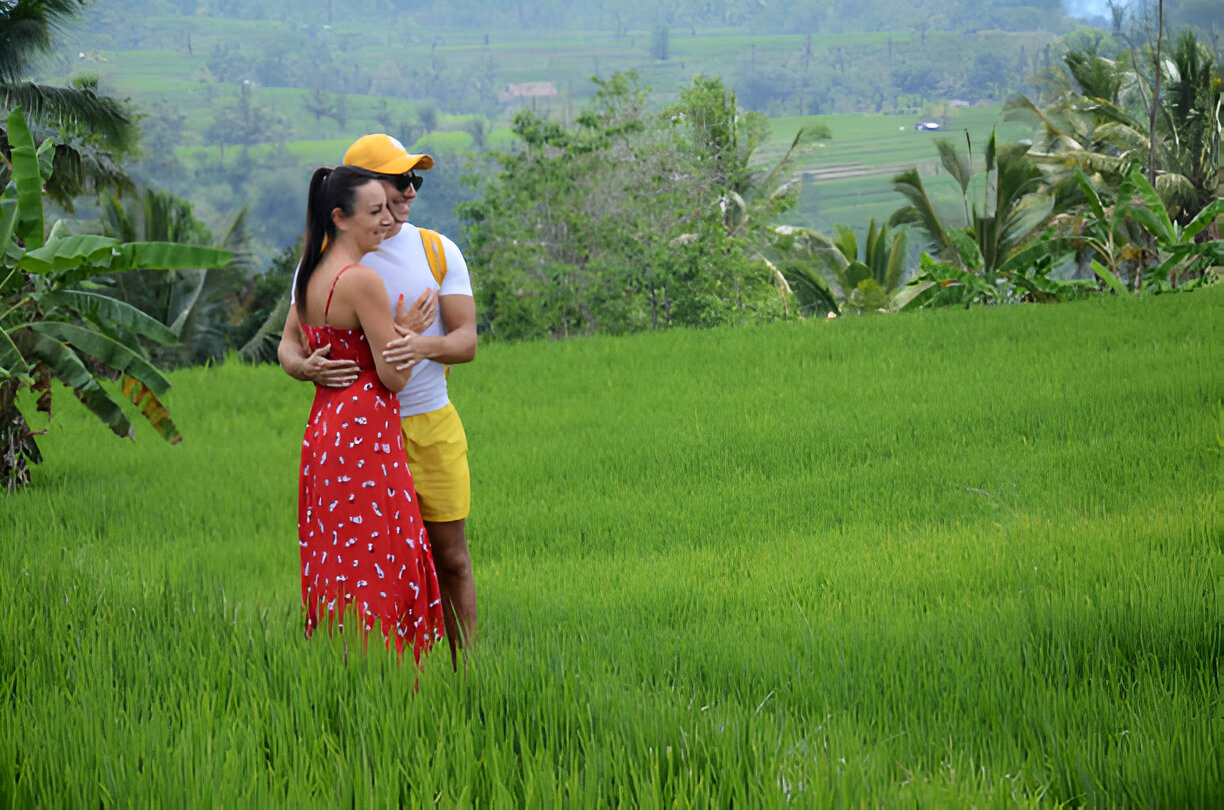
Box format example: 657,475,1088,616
291,225,473,417
362,226,472,417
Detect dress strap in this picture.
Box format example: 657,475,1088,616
323,264,362,325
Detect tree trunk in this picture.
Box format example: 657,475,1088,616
1144,0,1164,292
0,380,40,492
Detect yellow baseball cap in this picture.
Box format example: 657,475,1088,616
343,134,434,173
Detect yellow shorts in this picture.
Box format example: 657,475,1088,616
401,402,470,523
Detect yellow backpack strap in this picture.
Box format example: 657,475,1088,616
419,228,447,287
418,228,452,379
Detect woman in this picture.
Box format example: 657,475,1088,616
294,165,445,663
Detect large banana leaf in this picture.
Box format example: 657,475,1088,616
1091,260,1130,295
31,290,178,345
0,328,31,380
0,198,18,263
5,107,44,251
20,236,231,282
22,333,133,439
1074,169,1109,225
1182,200,1224,242
1002,192,1056,246
998,238,1075,277
18,235,119,275
23,321,172,395
776,260,839,315
119,375,181,444
1121,168,1176,244
115,242,232,272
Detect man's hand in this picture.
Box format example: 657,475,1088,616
302,343,360,388
395,289,438,334
279,304,360,387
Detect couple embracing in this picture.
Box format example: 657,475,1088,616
279,135,477,667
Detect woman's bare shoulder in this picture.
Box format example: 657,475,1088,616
335,264,389,297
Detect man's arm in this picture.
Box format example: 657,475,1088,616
383,295,476,371
278,303,361,387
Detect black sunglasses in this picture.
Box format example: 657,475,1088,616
387,172,423,193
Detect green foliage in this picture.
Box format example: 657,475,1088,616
232,242,297,364
1067,165,1224,294
1006,27,1221,226
0,107,230,490
98,187,257,368
888,129,1074,306
461,72,796,340
768,218,911,315
0,0,139,206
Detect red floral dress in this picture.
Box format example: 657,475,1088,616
297,266,445,663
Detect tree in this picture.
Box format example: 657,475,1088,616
0,0,140,206
1068,165,1224,294
887,130,1073,306
1005,28,1221,226
891,131,1061,275
460,72,798,340
99,188,256,368
650,25,670,61
0,108,230,489
770,219,911,315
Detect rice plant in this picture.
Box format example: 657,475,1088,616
2,289,1220,806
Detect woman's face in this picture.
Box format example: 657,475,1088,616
339,180,393,255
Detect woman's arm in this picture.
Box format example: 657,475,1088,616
383,294,477,371
340,267,414,392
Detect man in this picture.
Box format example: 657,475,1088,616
279,134,478,667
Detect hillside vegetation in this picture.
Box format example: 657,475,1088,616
3,289,1220,805
39,0,1096,246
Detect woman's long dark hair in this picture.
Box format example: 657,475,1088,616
295,165,379,317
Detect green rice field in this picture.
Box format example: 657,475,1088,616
766,107,1038,231
2,290,1221,805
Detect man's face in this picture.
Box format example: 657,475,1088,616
379,176,416,237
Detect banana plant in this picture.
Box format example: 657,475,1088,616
1072,165,1224,294
1,107,230,490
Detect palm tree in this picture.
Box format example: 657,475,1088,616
99,188,257,368
0,0,138,205
769,219,910,316
1004,29,1220,226
889,130,1059,283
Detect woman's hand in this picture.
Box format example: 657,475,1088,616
384,329,426,371
395,289,438,334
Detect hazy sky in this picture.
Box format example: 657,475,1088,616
1064,0,1114,18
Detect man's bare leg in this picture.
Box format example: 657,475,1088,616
424,518,476,670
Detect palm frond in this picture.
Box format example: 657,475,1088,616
0,82,136,149
239,288,291,365
935,138,972,196
0,0,88,84
890,168,956,256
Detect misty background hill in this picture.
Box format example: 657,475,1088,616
32,0,1220,253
